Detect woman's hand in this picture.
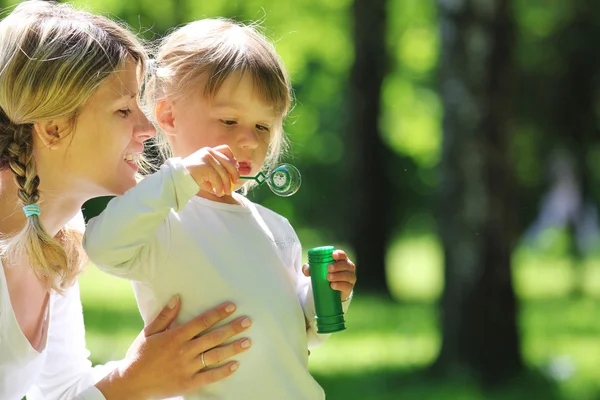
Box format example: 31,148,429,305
303,249,356,302
96,296,252,400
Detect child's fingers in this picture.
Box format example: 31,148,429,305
327,259,356,273
302,264,310,277
212,144,235,160
330,281,354,293
205,151,231,195
211,146,240,184
332,249,348,261
327,271,357,285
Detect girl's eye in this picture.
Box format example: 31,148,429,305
221,120,237,126
256,125,270,132
119,109,132,117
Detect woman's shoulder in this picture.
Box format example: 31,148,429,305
67,210,86,233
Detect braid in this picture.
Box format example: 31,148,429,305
0,123,82,291
7,126,40,205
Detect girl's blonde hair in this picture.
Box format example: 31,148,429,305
0,1,146,292
144,18,293,182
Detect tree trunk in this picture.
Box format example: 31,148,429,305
551,0,600,297
433,0,523,386
348,0,394,295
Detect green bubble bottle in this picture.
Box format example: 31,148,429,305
307,246,346,333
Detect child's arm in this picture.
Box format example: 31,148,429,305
83,158,199,281
83,146,239,281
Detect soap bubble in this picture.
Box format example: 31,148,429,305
266,164,301,197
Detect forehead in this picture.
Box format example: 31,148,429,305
209,73,278,117
92,58,140,103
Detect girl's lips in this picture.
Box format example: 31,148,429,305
238,166,252,175
238,162,252,175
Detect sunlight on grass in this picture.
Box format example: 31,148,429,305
309,332,438,375
385,235,442,302
79,265,139,309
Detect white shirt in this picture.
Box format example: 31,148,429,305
83,158,350,400
0,263,111,400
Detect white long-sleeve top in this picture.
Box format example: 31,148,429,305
83,158,349,400
0,265,113,400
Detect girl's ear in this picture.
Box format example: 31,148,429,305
33,119,69,149
155,100,176,136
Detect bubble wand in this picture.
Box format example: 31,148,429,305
239,163,301,197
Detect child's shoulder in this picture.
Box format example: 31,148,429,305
246,199,300,252
249,200,292,228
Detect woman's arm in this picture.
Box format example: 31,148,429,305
27,283,251,400
26,282,111,400
95,297,251,400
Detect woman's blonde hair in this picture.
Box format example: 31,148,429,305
0,1,146,292
144,18,293,184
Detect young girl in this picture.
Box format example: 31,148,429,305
83,19,357,399
0,3,253,399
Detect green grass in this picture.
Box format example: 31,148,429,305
79,234,600,400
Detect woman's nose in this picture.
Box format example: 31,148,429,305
134,108,157,142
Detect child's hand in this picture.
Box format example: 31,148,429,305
302,249,356,302
183,145,240,196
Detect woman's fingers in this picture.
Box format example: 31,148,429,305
196,337,252,370
188,316,252,354
174,302,238,341
191,361,240,387
143,295,181,336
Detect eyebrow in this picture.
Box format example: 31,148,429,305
212,101,278,118
212,101,243,109
109,91,139,104
120,92,139,99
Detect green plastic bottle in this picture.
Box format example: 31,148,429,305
307,246,346,333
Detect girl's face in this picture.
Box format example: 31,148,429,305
159,72,278,190
38,57,156,199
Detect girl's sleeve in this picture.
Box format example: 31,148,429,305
291,233,352,349
26,282,120,400
82,158,199,282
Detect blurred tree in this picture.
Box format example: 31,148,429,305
433,0,523,386
348,0,394,294
542,0,600,296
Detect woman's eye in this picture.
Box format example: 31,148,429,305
119,109,132,117
256,125,270,132
221,120,237,126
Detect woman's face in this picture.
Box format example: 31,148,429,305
43,57,156,198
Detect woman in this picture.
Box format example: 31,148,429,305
0,2,252,399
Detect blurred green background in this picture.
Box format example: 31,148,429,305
14,0,600,398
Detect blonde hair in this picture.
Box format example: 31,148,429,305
0,1,146,292
144,18,293,181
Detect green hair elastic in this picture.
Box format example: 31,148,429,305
23,204,41,217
